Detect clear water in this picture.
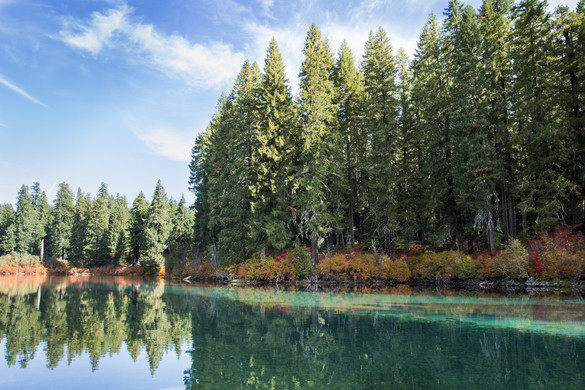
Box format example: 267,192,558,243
1,275,585,389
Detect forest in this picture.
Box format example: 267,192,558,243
190,0,585,264
1,0,585,277
0,181,194,273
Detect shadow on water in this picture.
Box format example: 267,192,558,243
0,275,584,388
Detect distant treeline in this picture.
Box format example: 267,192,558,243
190,0,585,264
0,181,194,271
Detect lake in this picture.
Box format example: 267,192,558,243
0,275,584,389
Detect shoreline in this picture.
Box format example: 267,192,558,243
2,265,584,295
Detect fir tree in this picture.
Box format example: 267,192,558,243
169,195,194,256
129,192,149,263
362,27,400,255
333,40,366,248
0,204,15,255
512,0,571,232
47,183,75,259
296,24,338,264
14,185,36,254
249,40,296,255
142,180,172,273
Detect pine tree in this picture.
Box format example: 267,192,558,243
512,0,572,232
480,0,516,243
14,185,36,253
207,61,262,263
105,195,129,264
0,204,15,255
70,188,92,264
249,40,296,255
554,3,585,224
411,14,453,247
333,40,366,249
129,192,149,263
169,195,194,256
449,5,499,252
394,48,423,244
47,183,75,259
142,180,172,273
189,96,228,254
84,183,111,265
30,182,51,256
362,27,400,255
296,24,338,264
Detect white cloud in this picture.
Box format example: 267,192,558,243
60,6,128,55
0,74,46,106
256,0,274,14
60,4,245,88
132,125,195,162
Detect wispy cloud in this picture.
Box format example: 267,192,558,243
132,125,195,162
0,74,46,106
60,4,245,88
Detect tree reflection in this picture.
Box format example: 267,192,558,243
0,277,584,388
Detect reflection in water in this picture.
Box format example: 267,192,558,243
0,276,584,388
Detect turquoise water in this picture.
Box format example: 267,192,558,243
1,276,585,388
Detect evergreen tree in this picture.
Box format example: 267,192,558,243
480,0,516,243
296,24,338,264
105,195,129,264
169,195,194,256
512,0,572,232
189,97,227,254
333,40,366,248
449,4,499,252
394,48,423,244
30,182,51,256
70,188,92,264
207,61,262,263
14,185,36,254
362,27,400,255
411,14,453,247
141,180,172,273
129,192,149,263
0,204,15,255
249,40,296,255
84,183,111,265
554,2,585,224
47,183,75,259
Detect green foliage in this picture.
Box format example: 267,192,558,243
46,183,75,259
140,181,172,273
288,242,312,278
0,204,15,255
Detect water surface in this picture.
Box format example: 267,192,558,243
1,275,584,389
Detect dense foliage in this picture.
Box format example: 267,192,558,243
0,181,194,274
190,0,585,265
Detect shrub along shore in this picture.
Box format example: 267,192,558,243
2,226,585,292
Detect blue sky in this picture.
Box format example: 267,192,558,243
0,0,579,205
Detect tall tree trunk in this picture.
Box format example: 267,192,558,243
487,202,496,253
509,187,517,238
501,187,509,243
310,233,319,265
346,136,355,249
384,233,391,258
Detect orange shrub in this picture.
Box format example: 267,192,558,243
317,252,382,280
475,240,528,279
411,251,450,278
380,258,411,282
236,255,298,281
